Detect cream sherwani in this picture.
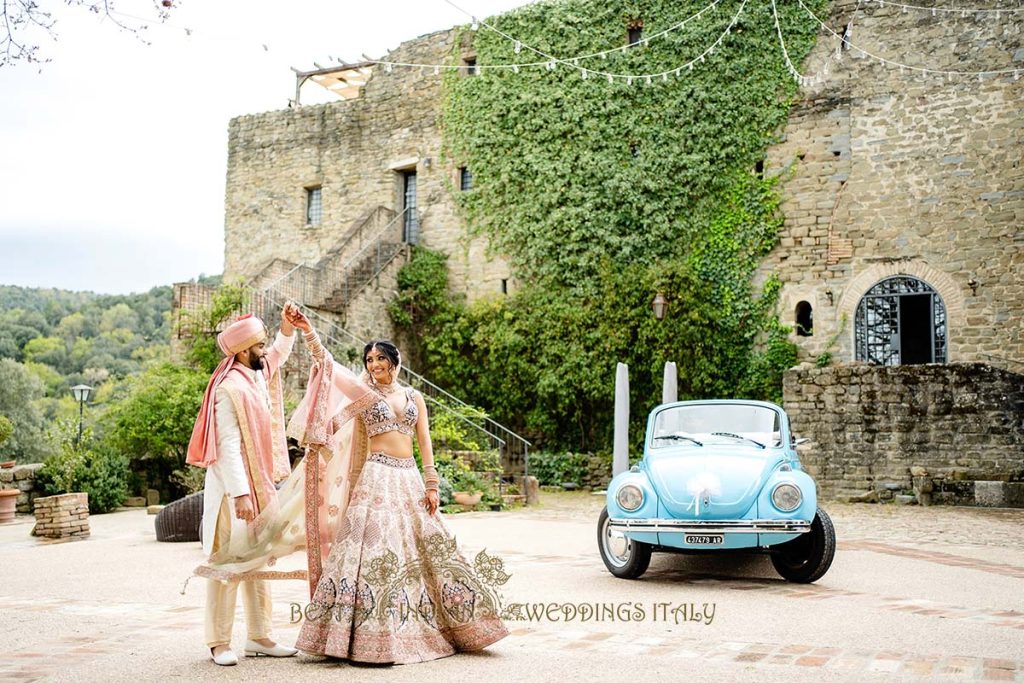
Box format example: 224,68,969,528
204,331,293,649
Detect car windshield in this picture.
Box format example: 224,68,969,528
650,404,781,450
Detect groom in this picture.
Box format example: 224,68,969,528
186,306,301,666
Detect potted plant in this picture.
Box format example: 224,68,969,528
452,470,488,510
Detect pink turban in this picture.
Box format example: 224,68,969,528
187,314,267,467
217,314,267,356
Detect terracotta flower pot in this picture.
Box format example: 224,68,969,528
452,491,482,509
0,489,20,523
0,461,15,469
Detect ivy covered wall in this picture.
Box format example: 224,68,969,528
391,0,827,451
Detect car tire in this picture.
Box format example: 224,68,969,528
770,506,836,583
597,506,652,579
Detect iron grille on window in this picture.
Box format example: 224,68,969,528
402,172,418,244
306,187,322,226
460,167,473,191
855,276,946,366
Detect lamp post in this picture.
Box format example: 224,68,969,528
70,384,93,447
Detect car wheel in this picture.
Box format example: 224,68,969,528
597,506,652,579
770,506,836,583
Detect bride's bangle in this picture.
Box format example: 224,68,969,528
423,465,439,493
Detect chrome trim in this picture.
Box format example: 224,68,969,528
608,518,811,534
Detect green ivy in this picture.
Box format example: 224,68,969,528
393,0,824,450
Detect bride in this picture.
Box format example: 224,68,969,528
283,308,508,663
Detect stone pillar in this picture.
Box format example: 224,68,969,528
33,493,90,540
523,475,540,506
613,363,629,477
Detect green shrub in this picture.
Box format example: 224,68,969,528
36,422,128,514
529,451,593,486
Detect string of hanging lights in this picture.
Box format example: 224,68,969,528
379,0,749,83
795,0,1022,79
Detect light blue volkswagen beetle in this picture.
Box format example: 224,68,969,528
599,400,835,583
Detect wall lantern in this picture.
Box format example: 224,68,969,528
651,292,668,321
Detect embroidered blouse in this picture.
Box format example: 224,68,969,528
303,328,419,438
361,387,419,437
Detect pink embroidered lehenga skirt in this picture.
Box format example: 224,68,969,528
296,452,509,663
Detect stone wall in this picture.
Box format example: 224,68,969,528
223,29,511,305
759,0,1024,366
784,363,1024,500
0,463,42,514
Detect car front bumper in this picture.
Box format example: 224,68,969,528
607,518,812,534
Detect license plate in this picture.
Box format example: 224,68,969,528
685,535,724,545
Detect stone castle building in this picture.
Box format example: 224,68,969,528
218,29,505,343
179,0,1022,496
215,0,1022,369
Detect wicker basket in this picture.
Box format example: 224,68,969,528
155,491,204,542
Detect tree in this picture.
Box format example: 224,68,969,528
0,359,47,461
1,1,175,67
103,361,208,497
22,335,67,370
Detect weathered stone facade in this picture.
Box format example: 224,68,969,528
760,0,1023,368
223,28,510,335
785,363,1024,501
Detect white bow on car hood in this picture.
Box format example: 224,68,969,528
685,472,722,516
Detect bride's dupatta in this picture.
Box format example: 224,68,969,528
287,340,377,596
190,338,376,594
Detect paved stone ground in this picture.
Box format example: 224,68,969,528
0,492,1022,682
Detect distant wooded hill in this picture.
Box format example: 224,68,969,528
0,277,219,461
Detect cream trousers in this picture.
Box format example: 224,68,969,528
205,495,273,648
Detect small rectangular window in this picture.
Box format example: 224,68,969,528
460,167,473,191
627,23,643,47
463,57,477,76
306,187,322,226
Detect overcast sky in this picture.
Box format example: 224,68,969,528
0,0,531,294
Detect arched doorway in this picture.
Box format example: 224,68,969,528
855,276,947,365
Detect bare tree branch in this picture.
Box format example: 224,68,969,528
1,0,175,68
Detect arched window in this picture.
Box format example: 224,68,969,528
855,276,947,365
795,301,813,337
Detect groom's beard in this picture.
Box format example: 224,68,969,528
250,355,264,371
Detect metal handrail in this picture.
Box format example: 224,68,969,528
261,261,307,295
981,354,1024,371
338,207,408,275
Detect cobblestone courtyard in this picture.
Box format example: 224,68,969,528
1,492,1022,682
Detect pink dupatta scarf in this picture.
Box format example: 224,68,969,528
287,345,378,596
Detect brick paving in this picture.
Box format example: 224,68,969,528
0,492,1022,681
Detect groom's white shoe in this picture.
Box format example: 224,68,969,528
245,640,299,658
211,648,238,666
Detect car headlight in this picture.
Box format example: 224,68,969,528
616,484,644,512
771,483,802,512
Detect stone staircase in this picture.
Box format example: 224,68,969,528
251,205,409,315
